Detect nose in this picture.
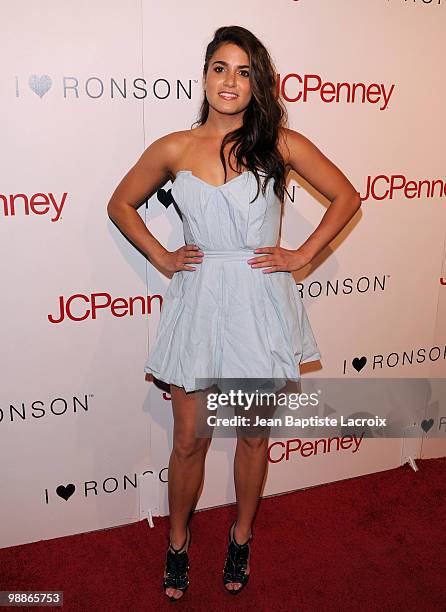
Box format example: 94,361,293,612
223,70,237,87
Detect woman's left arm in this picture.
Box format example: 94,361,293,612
248,127,362,272
282,127,362,264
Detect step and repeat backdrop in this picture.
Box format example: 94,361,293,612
1,0,445,549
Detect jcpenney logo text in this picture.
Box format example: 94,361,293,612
1,191,67,222
48,292,163,323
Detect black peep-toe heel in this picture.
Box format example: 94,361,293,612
222,520,253,595
163,524,191,602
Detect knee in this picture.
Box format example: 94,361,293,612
173,435,208,461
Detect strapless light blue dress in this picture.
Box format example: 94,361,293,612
144,170,321,393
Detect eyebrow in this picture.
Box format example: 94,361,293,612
211,60,250,69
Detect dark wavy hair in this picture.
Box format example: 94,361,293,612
191,25,289,204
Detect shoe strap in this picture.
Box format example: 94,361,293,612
231,521,252,547
168,525,190,554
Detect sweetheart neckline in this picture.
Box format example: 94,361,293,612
173,169,252,189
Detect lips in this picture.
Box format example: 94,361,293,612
219,92,238,100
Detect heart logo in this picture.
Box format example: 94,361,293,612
352,356,367,372
157,188,174,208
29,74,52,98
421,418,434,433
56,483,75,501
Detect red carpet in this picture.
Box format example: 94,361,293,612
1,458,445,611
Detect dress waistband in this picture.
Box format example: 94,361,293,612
201,249,255,260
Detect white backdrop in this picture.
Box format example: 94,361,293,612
1,0,445,549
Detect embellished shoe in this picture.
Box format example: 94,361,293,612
222,520,253,595
163,524,191,601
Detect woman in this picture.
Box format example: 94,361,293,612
107,25,361,601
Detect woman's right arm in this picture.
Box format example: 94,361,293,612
107,133,202,275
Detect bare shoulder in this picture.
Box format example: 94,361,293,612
138,129,192,181
277,126,360,202
277,126,312,168
107,130,195,210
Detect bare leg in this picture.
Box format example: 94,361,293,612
225,435,269,591
164,383,212,600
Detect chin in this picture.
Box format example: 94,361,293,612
214,98,248,112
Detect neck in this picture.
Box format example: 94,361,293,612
201,109,244,137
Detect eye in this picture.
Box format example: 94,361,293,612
213,66,250,77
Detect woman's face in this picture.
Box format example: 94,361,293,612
203,42,252,116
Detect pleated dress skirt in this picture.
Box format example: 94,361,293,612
144,170,321,393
